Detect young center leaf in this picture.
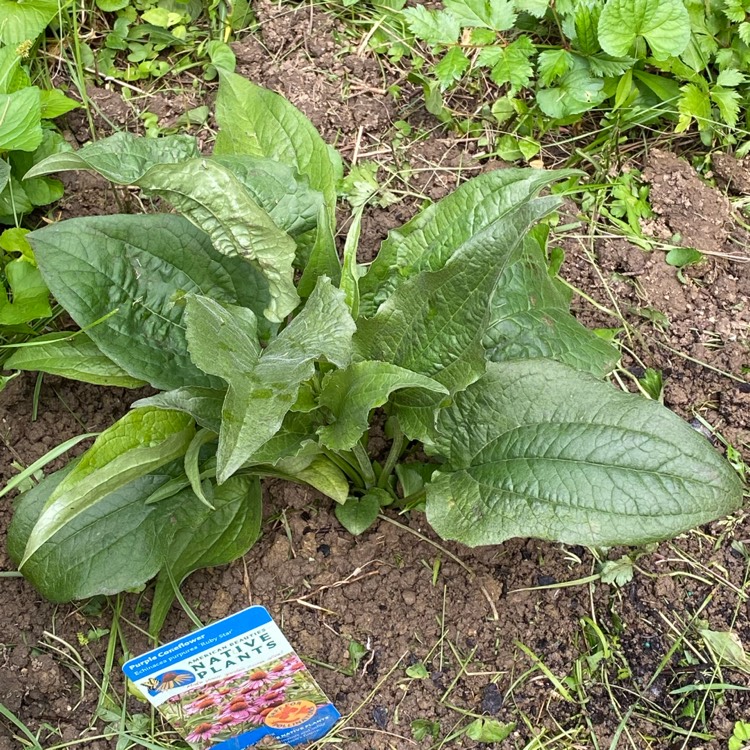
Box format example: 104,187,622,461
149,474,262,634
598,0,691,60
426,359,743,548
483,227,618,377
186,278,355,482
134,387,227,434
4,332,148,388
317,361,448,451
25,131,200,184
214,71,340,220
137,159,298,323
20,408,195,567
354,188,562,440
28,213,270,390
358,169,567,318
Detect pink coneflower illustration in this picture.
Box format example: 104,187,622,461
185,695,220,715
185,722,219,744
219,698,253,723
240,669,270,691
266,678,293,692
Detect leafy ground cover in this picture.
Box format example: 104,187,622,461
1,1,750,749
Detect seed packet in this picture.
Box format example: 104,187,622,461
123,606,340,749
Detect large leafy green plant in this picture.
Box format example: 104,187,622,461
4,69,742,634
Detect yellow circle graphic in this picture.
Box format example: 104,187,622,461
264,700,317,729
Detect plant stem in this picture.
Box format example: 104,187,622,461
351,442,377,488
321,448,364,487
400,487,426,508
377,420,404,489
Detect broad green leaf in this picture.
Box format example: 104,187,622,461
149,475,262,634
186,279,355,482
25,131,200,183
359,169,565,318
443,0,516,30
335,492,381,535
402,6,461,45
21,408,195,566
39,89,79,119
318,361,448,451
272,454,350,504
96,0,129,10
0,0,59,45
214,72,339,221
134,387,225,433
598,0,690,60
3,332,148,387
0,87,42,152
537,60,606,118
138,159,298,323
29,213,270,390
0,258,50,325
212,154,324,238
8,463,201,601
297,204,341,298
426,359,743,548
483,228,618,376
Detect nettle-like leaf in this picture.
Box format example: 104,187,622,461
4,332,147,388
483,227,618,376
598,0,691,60
214,71,340,221
443,0,516,31
476,37,535,92
186,278,355,482
20,408,195,566
402,6,461,45
138,159,298,322
426,359,743,547
28,213,270,390
26,131,200,184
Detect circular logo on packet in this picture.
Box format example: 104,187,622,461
264,700,317,728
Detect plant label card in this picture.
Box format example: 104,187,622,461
123,606,340,749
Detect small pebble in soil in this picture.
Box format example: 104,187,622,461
537,574,556,586
372,706,389,729
402,590,416,605
481,683,504,715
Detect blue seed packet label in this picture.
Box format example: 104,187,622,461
123,606,340,749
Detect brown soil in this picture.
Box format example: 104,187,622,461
2,3,750,750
